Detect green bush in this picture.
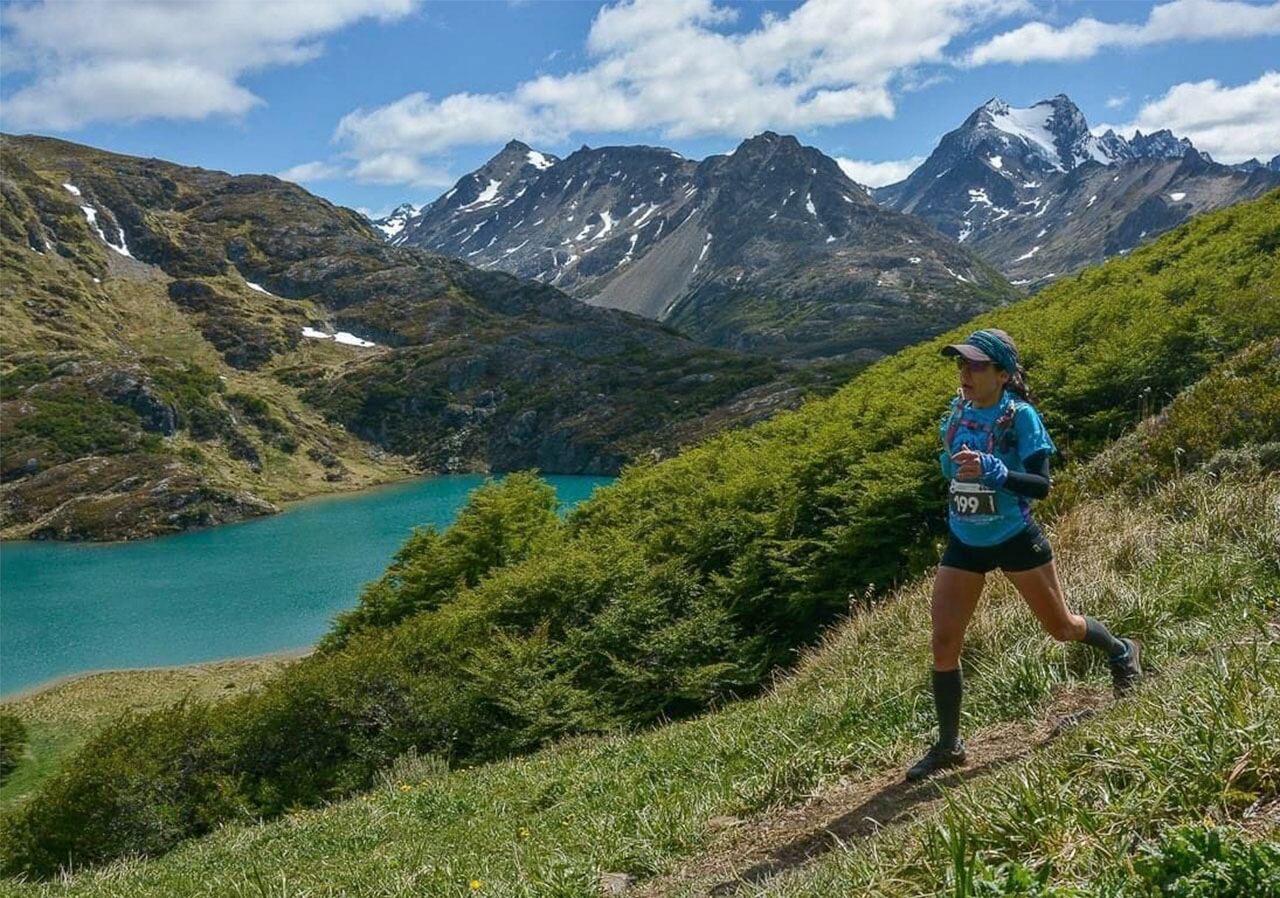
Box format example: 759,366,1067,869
1063,337,1280,501
0,713,28,784
148,362,229,440
6,393,149,465
0,362,50,400
320,471,564,651
1133,826,1280,898
225,391,296,452
0,701,242,878
4,192,1277,878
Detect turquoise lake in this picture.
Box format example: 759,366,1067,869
0,474,613,697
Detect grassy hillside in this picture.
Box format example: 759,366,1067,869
0,138,416,539
0,422,1274,894
1,191,1275,879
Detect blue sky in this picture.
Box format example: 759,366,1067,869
2,0,1277,217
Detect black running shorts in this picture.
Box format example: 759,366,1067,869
941,521,1053,574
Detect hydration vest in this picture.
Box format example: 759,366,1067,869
941,393,1022,457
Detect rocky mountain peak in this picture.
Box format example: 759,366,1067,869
972,94,1107,171
368,203,420,241
875,93,1280,282
1127,129,1199,160
736,131,798,150
380,128,1007,359
980,97,1009,116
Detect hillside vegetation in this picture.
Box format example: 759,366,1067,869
2,135,842,539
1,191,1276,880
0,656,299,815
0,137,415,538
0,362,1275,895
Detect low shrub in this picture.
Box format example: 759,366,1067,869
320,471,564,651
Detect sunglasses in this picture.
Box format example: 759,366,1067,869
954,358,993,372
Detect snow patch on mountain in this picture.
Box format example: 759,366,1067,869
593,210,616,241
986,101,1064,170
302,327,377,348
460,179,502,210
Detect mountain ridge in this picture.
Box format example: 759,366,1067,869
874,94,1280,283
386,130,1016,362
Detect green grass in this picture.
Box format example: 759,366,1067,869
2,468,1273,895
0,724,83,814
737,637,1280,897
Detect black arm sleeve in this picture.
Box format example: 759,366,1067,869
1003,450,1051,499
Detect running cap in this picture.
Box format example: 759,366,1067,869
941,328,1019,372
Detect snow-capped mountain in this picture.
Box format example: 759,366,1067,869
368,203,420,241
876,95,1280,283
388,133,1015,361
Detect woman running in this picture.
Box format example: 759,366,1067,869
906,328,1143,782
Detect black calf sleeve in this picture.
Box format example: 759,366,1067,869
932,667,963,747
1082,615,1127,659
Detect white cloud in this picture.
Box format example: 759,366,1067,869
350,153,455,188
335,0,1024,185
1090,71,1280,165
277,160,343,183
4,61,263,131
1096,71,1280,163
0,0,418,130
966,0,1280,66
836,155,926,186
1105,94,1128,110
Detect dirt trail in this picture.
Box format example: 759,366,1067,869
633,686,1111,898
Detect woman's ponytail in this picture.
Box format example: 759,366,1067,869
1006,364,1035,402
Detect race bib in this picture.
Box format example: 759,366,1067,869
950,480,997,516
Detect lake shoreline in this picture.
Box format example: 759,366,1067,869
1,645,316,704
0,467,437,547
0,466,600,546
1,473,613,703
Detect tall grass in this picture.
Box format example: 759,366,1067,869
748,637,1280,897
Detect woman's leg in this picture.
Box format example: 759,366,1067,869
1003,557,1142,693
930,564,985,744
1001,558,1085,643
931,564,986,671
908,564,985,780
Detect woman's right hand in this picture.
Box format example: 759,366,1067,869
951,448,983,480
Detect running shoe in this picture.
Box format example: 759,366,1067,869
905,739,967,782
1109,638,1143,697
